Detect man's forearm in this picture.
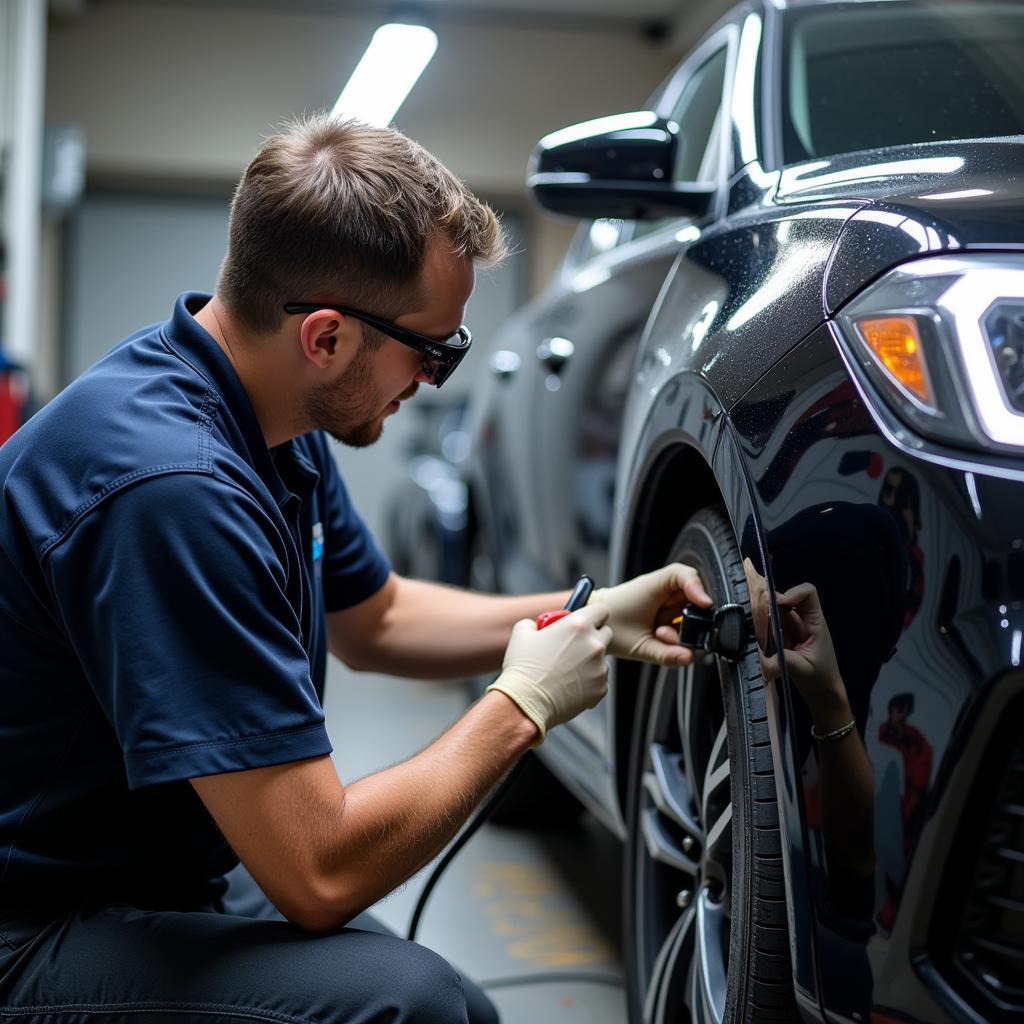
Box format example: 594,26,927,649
312,690,537,925
331,576,570,678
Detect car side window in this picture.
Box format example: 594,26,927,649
630,45,730,244
670,46,729,183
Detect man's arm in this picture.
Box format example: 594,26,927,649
327,573,569,678
193,603,613,931
192,689,536,931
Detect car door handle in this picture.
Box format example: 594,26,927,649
537,337,575,376
489,350,522,380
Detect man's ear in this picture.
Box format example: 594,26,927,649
298,311,358,371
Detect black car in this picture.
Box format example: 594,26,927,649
462,1,1024,1022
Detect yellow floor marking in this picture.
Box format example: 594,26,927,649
473,862,617,968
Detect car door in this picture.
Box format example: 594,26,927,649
536,31,736,756
528,222,679,592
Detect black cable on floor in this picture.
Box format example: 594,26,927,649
406,757,526,942
479,971,625,990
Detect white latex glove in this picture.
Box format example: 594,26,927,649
589,563,712,667
487,602,612,744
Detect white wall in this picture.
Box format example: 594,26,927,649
63,192,231,380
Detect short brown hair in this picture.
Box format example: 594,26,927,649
218,114,507,334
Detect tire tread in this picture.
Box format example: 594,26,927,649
623,507,798,1024
682,508,798,1023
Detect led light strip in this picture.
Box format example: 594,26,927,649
940,269,1024,448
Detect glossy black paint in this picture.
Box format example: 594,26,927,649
656,198,864,408
461,0,1024,1020
467,231,681,599
731,319,1024,1022
804,141,1024,312
529,114,717,220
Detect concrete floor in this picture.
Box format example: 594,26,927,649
324,663,627,1022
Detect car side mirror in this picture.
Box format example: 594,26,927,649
527,110,716,221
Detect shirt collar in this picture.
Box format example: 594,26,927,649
273,441,321,502
162,291,295,505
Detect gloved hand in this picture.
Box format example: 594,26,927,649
487,602,612,744
588,563,712,666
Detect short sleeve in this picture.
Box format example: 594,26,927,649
45,472,332,789
312,435,392,612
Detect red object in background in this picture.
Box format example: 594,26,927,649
0,367,27,444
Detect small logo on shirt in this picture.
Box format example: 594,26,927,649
311,522,324,562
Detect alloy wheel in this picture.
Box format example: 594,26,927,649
624,507,797,1024
633,652,733,1024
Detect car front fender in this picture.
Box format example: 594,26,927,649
608,367,821,1012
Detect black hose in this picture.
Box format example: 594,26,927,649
406,575,593,943
406,756,526,941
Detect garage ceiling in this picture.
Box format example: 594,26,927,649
293,0,684,16
85,0,717,34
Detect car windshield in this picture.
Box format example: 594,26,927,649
782,2,1024,164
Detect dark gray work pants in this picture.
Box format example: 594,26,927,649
0,867,499,1024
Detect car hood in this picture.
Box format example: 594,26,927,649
775,138,1024,312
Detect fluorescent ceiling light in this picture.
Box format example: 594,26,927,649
332,23,438,127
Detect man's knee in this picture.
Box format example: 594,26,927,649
382,939,468,1024
308,930,468,1024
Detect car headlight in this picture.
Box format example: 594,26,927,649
835,255,1024,452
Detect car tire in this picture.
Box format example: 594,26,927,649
623,506,797,1023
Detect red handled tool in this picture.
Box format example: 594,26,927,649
536,574,595,629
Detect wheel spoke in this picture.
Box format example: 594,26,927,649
641,807,700,875
699,719,733,909
694,887,728,1024
633,560,740,1024
643,906,695,1024
704,803,732,865
645,743,701,841
703,803,733,913
678,665,704,819
701,721,730,827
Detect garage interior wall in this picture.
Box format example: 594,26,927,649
45,3,678,191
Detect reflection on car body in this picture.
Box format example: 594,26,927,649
460,1,1024,1021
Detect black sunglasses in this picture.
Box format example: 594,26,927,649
283,303,472,388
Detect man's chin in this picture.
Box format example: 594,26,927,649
329,416,385,448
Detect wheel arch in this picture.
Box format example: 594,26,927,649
612,412,823,1015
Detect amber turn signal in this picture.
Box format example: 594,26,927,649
855,315,933,406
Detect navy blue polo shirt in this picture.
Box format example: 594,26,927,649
0,293,391,908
